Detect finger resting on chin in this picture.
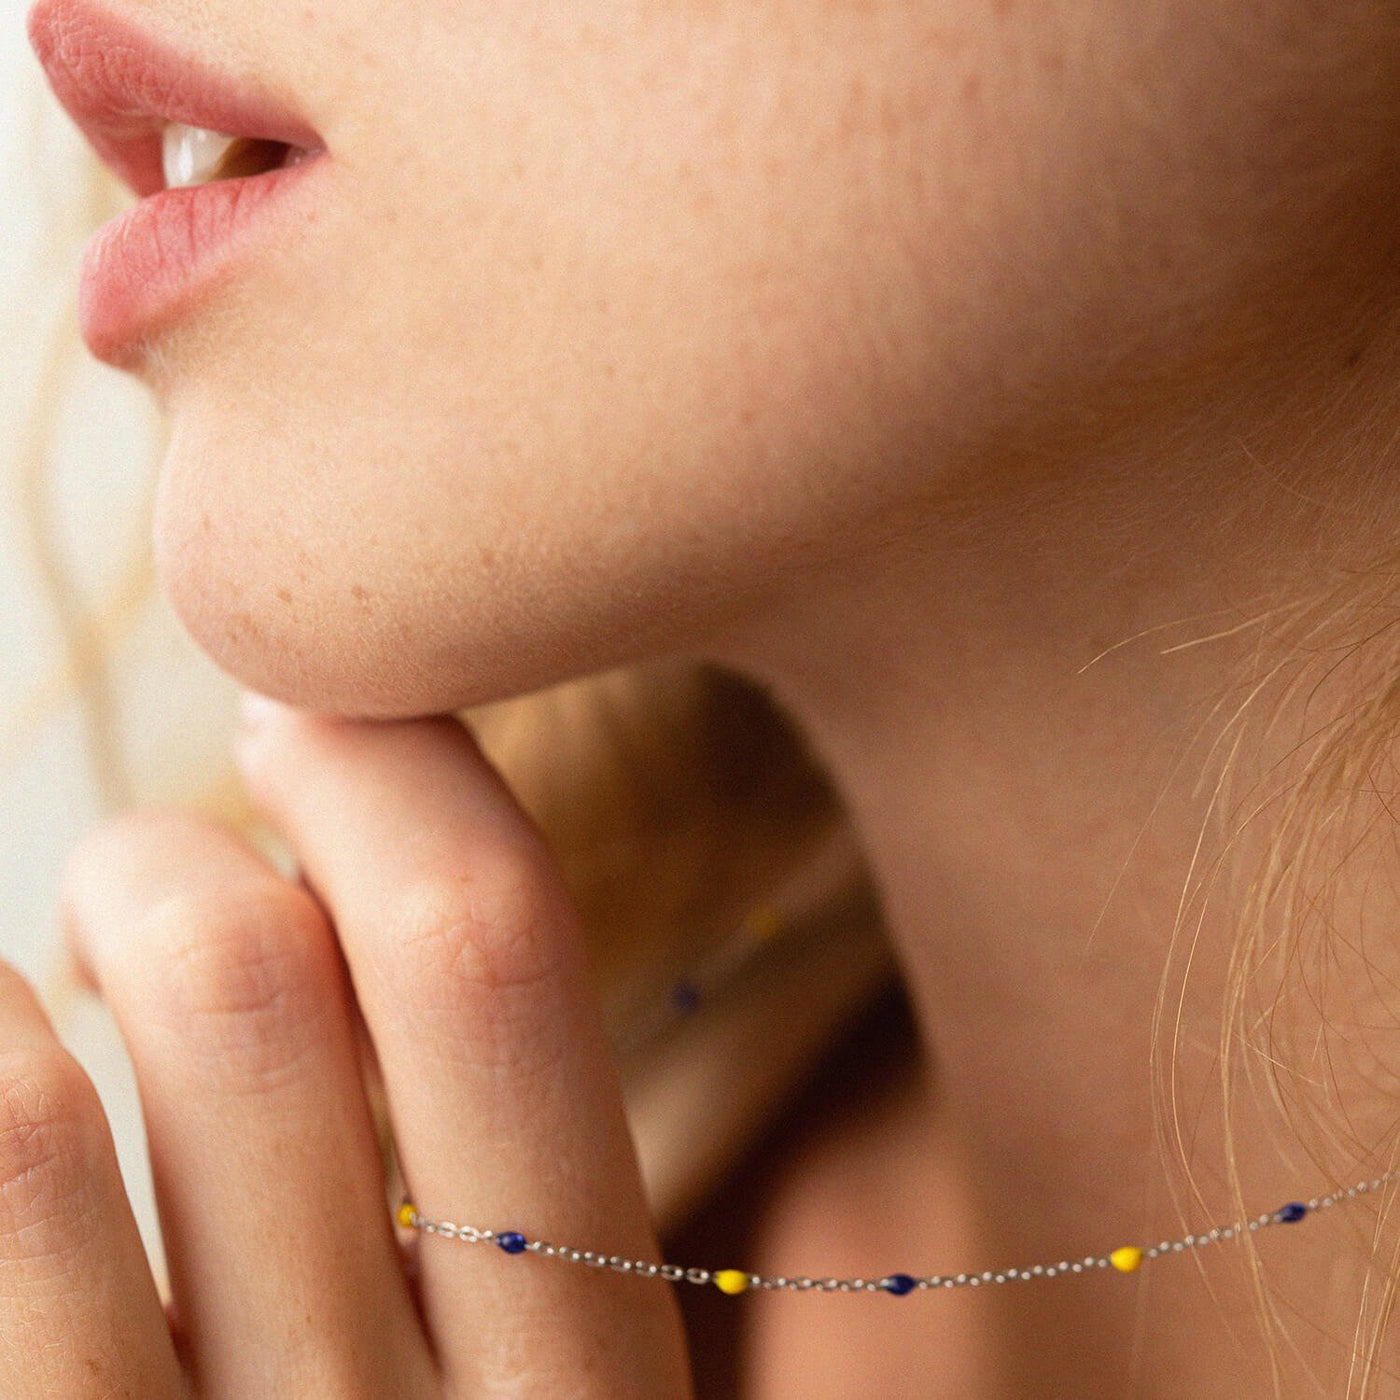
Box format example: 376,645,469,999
0,958,183,1399
235,705,693,1394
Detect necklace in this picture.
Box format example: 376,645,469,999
395,1169,1399,1296
394,890,1400,1296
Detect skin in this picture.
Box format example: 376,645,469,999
9,0,1400,1394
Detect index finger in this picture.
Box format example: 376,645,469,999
233,703,693,1397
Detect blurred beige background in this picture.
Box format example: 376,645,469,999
1,0,246,1280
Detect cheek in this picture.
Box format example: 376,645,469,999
149,13,956,712
145,2,1396,714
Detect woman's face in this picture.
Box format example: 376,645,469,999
77,1,1398,713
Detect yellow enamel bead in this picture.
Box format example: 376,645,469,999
714,1270,751,1295
1110,1246,1143,1273
744,905,785,943
397,1202,417,1229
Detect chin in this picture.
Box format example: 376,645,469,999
149,439,709,722
154,547,432,720
155,554,536,720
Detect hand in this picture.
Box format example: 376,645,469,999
0,702,695,1397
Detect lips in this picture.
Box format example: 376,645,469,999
26,0,325,198
26,0,330,365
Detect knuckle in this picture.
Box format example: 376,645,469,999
394,854,560,993
0,1051,103,1257
386,852,567,1046
132,885,338,1090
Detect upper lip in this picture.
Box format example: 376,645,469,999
26,0,323,198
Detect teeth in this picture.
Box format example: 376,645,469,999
162,122,244,188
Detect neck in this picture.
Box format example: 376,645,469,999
704,319,1400,1394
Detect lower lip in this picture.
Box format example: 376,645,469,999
78,151,327,366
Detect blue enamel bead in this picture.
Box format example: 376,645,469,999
497,1232,528,1254
670,980,702,1015
880,1274,917,1296
1277,1202,1308,1223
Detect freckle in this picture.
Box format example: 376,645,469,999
351,584,370,603
228,610,264,646
276,587,292,604
961,73,981,104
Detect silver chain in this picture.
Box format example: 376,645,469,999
397,1168,1400,1295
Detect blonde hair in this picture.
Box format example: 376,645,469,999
8,64,1400,1397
